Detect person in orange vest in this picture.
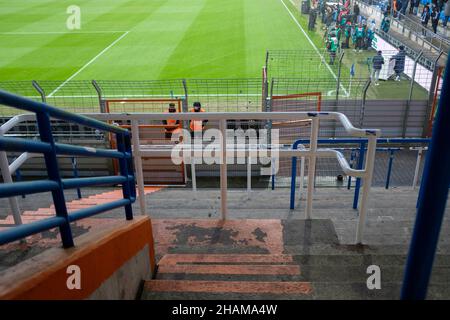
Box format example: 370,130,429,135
189,102,207,138
162,103,180,140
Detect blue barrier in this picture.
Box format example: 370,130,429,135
401,54,450,299
0,90,136,248
289,138,431,210
385,149,395,189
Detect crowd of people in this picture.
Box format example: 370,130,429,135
390,0,450,31
308,0,377,64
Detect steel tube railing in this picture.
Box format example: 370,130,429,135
0,90,136,248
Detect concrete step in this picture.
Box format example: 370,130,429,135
142,279,313,300
159,254,295,265
142,280,450,300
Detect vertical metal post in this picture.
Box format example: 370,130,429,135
71,157,82,199
353,141,366,210
423,52,444,137
247,155,251,194
271,156,275,190
131,120,146,216
359,80,371,128
306,117,319,220
290,154,298,210
412,147,423,189
355,135,377,244
401,59,450,300
32,80,46,103
403,52,423,137
191,160,197,194
299,156,305,200
35,111,74,248
335,51,345,104
116,132,133,220
347,149,356,190
92,80,105,113
0,152,22,225
385,149,395,189
219,119,227,220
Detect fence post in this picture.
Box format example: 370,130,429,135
335,51,345,105
131,120,146,216
219,119,227,220
423,52,444,137
32,80,46,103
116,132,134,221
353,140,366,210
332,51,345,138
359,79,371,128
385,149,395,189
403,51,423,137
355,134,377,244
306,116,319,220
247,155,251,194
412,147,424,189
401,58,450,299
92,80,105,113
347,149,356,190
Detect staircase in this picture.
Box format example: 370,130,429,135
142,251,450,300
140,187,450,299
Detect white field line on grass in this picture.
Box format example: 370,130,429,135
280,0,349,96
0,31,128,35
47,31,130,97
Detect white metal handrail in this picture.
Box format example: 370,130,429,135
87,111,380,244
0,111,380,243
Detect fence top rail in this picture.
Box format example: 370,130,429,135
0,90,127,135
293,138,431,147
84,111,381,138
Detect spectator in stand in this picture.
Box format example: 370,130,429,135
381,12,391,32
413,0,420,15
392,0,397,17
431,5,440,32
308,8,318,30
409,0,415,14
342,21,352,48
353,3,360,23
353,22,365,52
371,51,385,86
421,4,431,36
444,0,450,27
327,35,339,65
366,21,376,49
319,0,326,23
400,0,408,16
390,45,406,81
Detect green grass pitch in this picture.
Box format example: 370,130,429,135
0,0,319,81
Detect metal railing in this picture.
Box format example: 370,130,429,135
0,90,136,248
289,137,431,209
86,111,381,244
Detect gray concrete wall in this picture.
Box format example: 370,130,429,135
88,245,151,300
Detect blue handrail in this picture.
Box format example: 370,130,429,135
0,90,136,248
289,138,431,210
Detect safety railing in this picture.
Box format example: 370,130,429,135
290,137,433,242
86,111,381,244
0,90,136,248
